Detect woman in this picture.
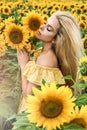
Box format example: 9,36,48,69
17,10,82,112
3,10,82,130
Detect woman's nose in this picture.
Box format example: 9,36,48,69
40,24,45,30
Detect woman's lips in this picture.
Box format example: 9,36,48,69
38,30,41,35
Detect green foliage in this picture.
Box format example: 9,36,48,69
12,112,85,130
62,75,73,80
12,112,45,130
81,29,87,39
75,93,87,107
42,79,46,85
35,41,42,50
80,62,87,76
61,123,85,130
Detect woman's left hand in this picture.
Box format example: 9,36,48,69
17,48,30,71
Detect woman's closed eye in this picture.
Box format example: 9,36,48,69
46,25,53,32
47,26,52,31
44,22,53,32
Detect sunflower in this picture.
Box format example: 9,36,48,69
50,1,57,7
0,44,6,57
0,34,4,42
76,8,82,14
18,9,25,17
4,17,15,25
78,56,87,81
79,56,87,64
26,82,75,130
38,3,45,10
33,47,42,60
47,3,54,10
14,1,21,8
79,20,86,30
82,36,87,49
0,35,7,57
2,5,11,15
24,42,35,53
7,2,14,8
43,14,48,22
22,11,44,36
82,8,87,14
0,16,3,22
69,3,75,9
31,1,38,9
62,4,68,11
42,8,48,15
0,1,4,6
0,22,5,34
68,105,87,129
71,9,76,14
80,4,85,9
79,14,87,21
5,23,29,49
79,74,87,81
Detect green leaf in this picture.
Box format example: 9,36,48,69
75,93,87,107
47,10,51,17
62,123,85,130
62,75,73,80
12,111,45,130
42,79,46,85
35,41,42,50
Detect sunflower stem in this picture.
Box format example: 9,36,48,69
73,71,81,97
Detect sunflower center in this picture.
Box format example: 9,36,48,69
5,8,9,13
29,18,40,31
40,99,63,118
71,118,86,128
9,29,23,44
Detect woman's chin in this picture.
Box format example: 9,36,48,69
35,34,41,40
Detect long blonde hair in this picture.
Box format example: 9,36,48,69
54,11,82,86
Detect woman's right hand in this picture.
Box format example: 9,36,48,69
17,48,30,71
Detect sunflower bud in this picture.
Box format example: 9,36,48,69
80,62,87,76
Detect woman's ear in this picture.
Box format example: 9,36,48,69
52,38,56,45
52,33,57,44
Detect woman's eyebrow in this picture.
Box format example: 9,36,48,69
47,24,54,30
46,20,55,31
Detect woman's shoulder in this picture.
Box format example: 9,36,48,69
36,50,58,68
23,58,65,86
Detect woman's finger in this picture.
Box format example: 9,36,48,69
22,48,29,56
17,50,23,58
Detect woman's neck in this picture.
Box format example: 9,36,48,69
42,42,52,52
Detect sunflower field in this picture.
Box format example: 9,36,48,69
0,0,87,130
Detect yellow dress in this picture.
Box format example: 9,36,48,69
18,60,65,112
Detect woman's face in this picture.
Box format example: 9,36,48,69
36,15,59,42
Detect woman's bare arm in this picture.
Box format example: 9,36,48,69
17,49,38,97
21,72,38,97
17,49,30,96
17,49,30,70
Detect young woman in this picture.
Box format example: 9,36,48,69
3,10,83,130
17,10,82,112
